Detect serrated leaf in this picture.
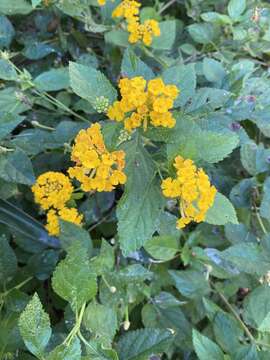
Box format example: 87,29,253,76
0,149,35,185
0,235,17,284
243,285,270,332
169,270,210,299
83,303,118,345
220,243,270,276
205,193,238,225
34,68,69,92
192,329,224,360
167,115,239,164
117,134,164,255
144,235,178,261
19,293,51,358
117,328,174,360
0,59,17,80
162,63,196,107
69,61,117,107
52,242,97,311
84,340,119,360
90,240,115,275
46,337,81,360
59,220,93,255
121,49,154,80
0,113,25,141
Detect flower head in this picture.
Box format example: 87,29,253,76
107,77,179,132
68,123,127,192
161,156,217,228
32,172,73,211
46,208,83,236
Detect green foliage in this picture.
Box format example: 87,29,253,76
1,0,270,359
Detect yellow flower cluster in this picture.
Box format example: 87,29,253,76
107,77,179,132
97,0,160,46
161,156,217,229
68,123,127,192
32,172,83,236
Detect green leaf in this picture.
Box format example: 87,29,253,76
228,0,246,20
151,20,182,50
0,235,17,284
0,0,33,15
117,134,164,255
243,285,270,332
144,235,178,261
117,328,174,360
0,87,31,114
0,149,35,185
19,293,51,358
188,23,215,44
83,303,118,344
192,329,224,360
205,193,238,225
0,59,17,80
46,337,81,360
27,250,59,281
52,241,97,311
202,58,226,83
162,64,196,107
90,240,115,275
104,29,129,47
260,177,270,221
169,270,211,299
23,42,55,60
201,12,232,25
84,341,119,360
121,49,154,80
213,312,243,353
34,68,69,92
0,16,15,48
59,220,93,255
167,115,239,164
0,113,24,141
220,243,270,276
69,61,117,107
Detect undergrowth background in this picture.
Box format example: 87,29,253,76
0,0,270,359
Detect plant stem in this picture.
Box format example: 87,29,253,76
212,282,255,344
2,276,33,297
64,302,86,345
255,206,267,235
158,0,177,15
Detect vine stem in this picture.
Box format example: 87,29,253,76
210,282,270,349
64,302,86,346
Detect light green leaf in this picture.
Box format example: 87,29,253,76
260,177,270,221
69,61,117,107
228,0,246,20
46,337,81,360
205,193,238,225
104,29,129,47
0,59,17,80
202,58,226,83
90,240,115,275
192,329,224,360
201,12,232,25
0,16,15,48
34,68,69,92
188,23,215,44
243,285,270,332
19,293,51,358
0,235,17,284
169,270,210,299
121,49,154,80
83,340,119,360
220,243,270,276
31,0,42,8
52,242,97,312
83,303,118,344
144,235,178,261
151,20,182,50
0,0,33,15
0,87,31,114
117,134,164,255
117,328,174,360
0,149,35,185
0,113,25,141
59,220,93,255
162,63,196,107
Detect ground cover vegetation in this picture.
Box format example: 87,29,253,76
0,0,270,359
